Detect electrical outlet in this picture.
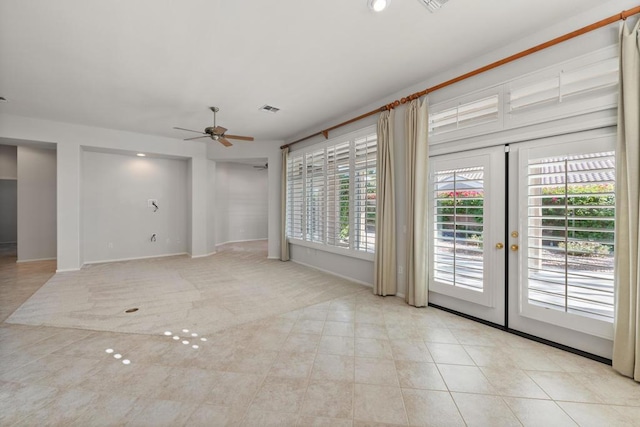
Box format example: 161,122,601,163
107,242,113,249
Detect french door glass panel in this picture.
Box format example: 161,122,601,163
429,147,505,309
514,133,615,340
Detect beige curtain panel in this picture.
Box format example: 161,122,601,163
405,99,429,307
374,109,397,296
280,147,290,261
613,19,640,382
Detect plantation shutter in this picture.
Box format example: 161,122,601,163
507,49,618,127
287,153,304,240
429,95,500,136
326,141,351,248
354,134,378,253
305,149,325,243
433,166,485,291
526,150,615,321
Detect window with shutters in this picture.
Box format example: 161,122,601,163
286,127,377,258
525,150,615,322
326,142,351,248
507,46,618,128
354,135,377,253
433,166,485,292
428,45,619,145
429,89,501,141
305,149,325,243
287,154,304,240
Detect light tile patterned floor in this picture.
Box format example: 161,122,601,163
1,241,639,426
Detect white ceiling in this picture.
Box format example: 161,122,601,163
0,0,620,142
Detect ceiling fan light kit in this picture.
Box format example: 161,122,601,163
173,107,255,147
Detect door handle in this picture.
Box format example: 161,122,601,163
510,244,519,251
496,243,504,249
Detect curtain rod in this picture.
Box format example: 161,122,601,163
281,5,640,150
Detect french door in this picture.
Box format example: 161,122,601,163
429,146,506,325
429,130,616,358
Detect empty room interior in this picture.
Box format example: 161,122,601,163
1,0,640,425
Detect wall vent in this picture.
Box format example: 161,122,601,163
259,104,280,113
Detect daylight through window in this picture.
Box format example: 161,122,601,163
286,130,377,255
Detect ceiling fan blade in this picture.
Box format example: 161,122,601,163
213,126,228,135
184,135,210,141
225,134,254,141
173,127,206,135
218,138,233,147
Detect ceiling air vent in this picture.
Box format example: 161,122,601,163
419,0,449,12
259,104,280,113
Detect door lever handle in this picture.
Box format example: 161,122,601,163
510,244,519,251
496,243,504,249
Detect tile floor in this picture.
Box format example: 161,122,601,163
1,242,639,426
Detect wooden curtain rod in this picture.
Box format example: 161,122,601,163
281,5,640,150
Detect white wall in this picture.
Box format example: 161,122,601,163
0,180,17,243
0,114,283,268
82,150,188,263
0,145,17,243
0,144,17,179
17,146,57,261
208,140,283,259
0,116,218,271
285,3,633,292
206,160,217,254
214,162,229,245
215,162,268,245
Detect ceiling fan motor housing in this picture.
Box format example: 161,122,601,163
204,127,220,140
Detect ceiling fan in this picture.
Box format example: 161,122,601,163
173,107,254,147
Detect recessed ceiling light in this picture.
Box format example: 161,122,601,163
368,0,390,12
136,153,146,157
418,0,449,12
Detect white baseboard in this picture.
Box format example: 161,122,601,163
396,293,406,299
17,257,56,263
83,252,188,265
290,259,373,288
191,251,216,259
56,267,81,273
216,238,267,247
267,256,281,260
